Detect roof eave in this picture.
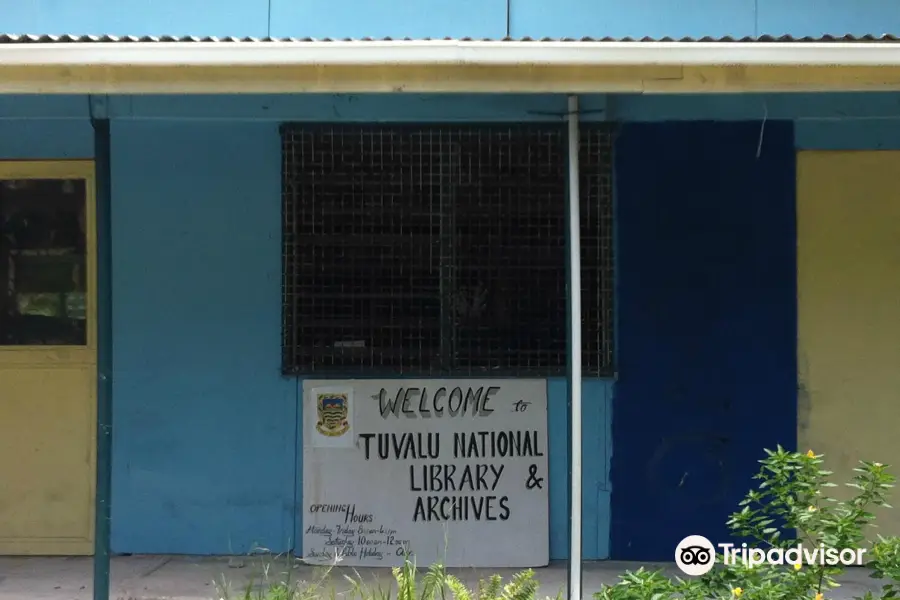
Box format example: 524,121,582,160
4,40,900,66
4,40,900,94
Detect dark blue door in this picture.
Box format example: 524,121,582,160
608,121,798,561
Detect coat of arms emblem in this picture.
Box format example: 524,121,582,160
315,392,350,437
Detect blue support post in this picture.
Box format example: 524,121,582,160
90,99,113,600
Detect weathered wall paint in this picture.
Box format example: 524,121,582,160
0,120,92,159
108,120,297,554
797,151,900,539
607,93,900,123
546,379,612,560
795,121,900,151
3,0,900,39
9,93,900,126
609,121,798,561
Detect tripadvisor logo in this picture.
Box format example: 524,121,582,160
675,535,866,576
675,535,716,576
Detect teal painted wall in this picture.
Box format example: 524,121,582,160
0,119,92,159
108,120,298,554
2,0,900,38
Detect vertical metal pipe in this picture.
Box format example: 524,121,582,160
566,95,583,600
91,113,113,600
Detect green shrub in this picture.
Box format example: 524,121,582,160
595,447,900,600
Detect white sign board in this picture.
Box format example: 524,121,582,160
302,379,549,568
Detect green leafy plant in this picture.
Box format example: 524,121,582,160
593,567,703,600
867,535,900,599
214,548,338,600
390,553,449,600
218,546,557,600
384,552,557,600
445,569,548,600
595,447,900,600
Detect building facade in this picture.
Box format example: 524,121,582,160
0,0,898,565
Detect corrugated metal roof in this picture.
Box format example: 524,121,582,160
2,33,900,43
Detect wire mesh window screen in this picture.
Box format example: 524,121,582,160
579,126,615,374
281,123,614,376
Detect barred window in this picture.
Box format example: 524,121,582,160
281,123,613,377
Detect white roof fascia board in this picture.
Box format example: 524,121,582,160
1,40,900,67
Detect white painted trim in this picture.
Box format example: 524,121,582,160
2,40,900,67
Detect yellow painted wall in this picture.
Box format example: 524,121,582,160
798,151,900,537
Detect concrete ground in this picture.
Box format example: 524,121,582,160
0,555,885,600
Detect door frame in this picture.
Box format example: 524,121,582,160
0,159,97,554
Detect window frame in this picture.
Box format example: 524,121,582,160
0,160,96,363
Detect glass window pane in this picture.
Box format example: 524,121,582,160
0,178,87,346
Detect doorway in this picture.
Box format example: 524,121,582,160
0,161,96,555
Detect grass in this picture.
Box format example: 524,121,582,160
214,549,562,600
